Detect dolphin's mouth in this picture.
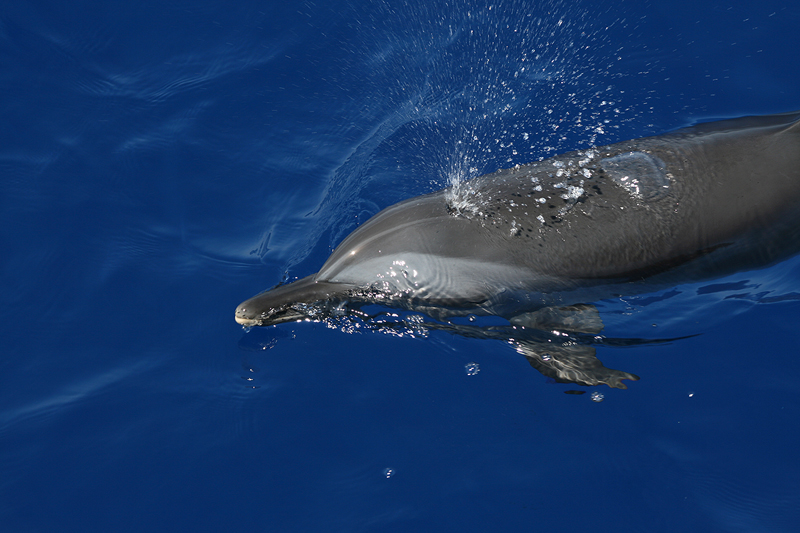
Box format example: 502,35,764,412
235,304,310,327
234,303,263,326
235,292,332,326
234,312,261,327
235,275,358,327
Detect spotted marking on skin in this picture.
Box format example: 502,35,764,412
444,148,667,237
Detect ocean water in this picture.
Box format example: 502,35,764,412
2,0,799,531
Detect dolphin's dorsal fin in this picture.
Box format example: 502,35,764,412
509,304,604,334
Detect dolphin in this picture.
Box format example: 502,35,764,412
235,111,800,388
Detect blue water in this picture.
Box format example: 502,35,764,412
2,0,799,531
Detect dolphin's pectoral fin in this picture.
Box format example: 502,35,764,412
509,304,604,334
514,340,639,389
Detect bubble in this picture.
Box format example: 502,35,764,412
590,391,605,402
465,362,480,375
405,314,425,325
560,185,584,200
540,353,551,362
383,468,395,479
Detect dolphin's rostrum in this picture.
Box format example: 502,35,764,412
236,111,800,389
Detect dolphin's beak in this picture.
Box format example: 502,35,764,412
234,306,261,326
234,275,355,327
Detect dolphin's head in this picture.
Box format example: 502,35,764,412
234,275,356,327
234,194,456,328
235,189,537,327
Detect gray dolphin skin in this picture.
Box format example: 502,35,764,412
236,111,800,389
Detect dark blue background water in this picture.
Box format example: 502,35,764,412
2,1,799,531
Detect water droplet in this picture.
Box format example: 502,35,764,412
465,362,480,376
590,391,605,403
383,468,395,479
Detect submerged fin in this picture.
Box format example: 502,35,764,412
385,311,637,389
509,304,604,334
514,339,639,389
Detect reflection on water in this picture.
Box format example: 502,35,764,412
239,304,692,390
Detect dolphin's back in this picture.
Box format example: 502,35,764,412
655,111,800,275
474,111,800,277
